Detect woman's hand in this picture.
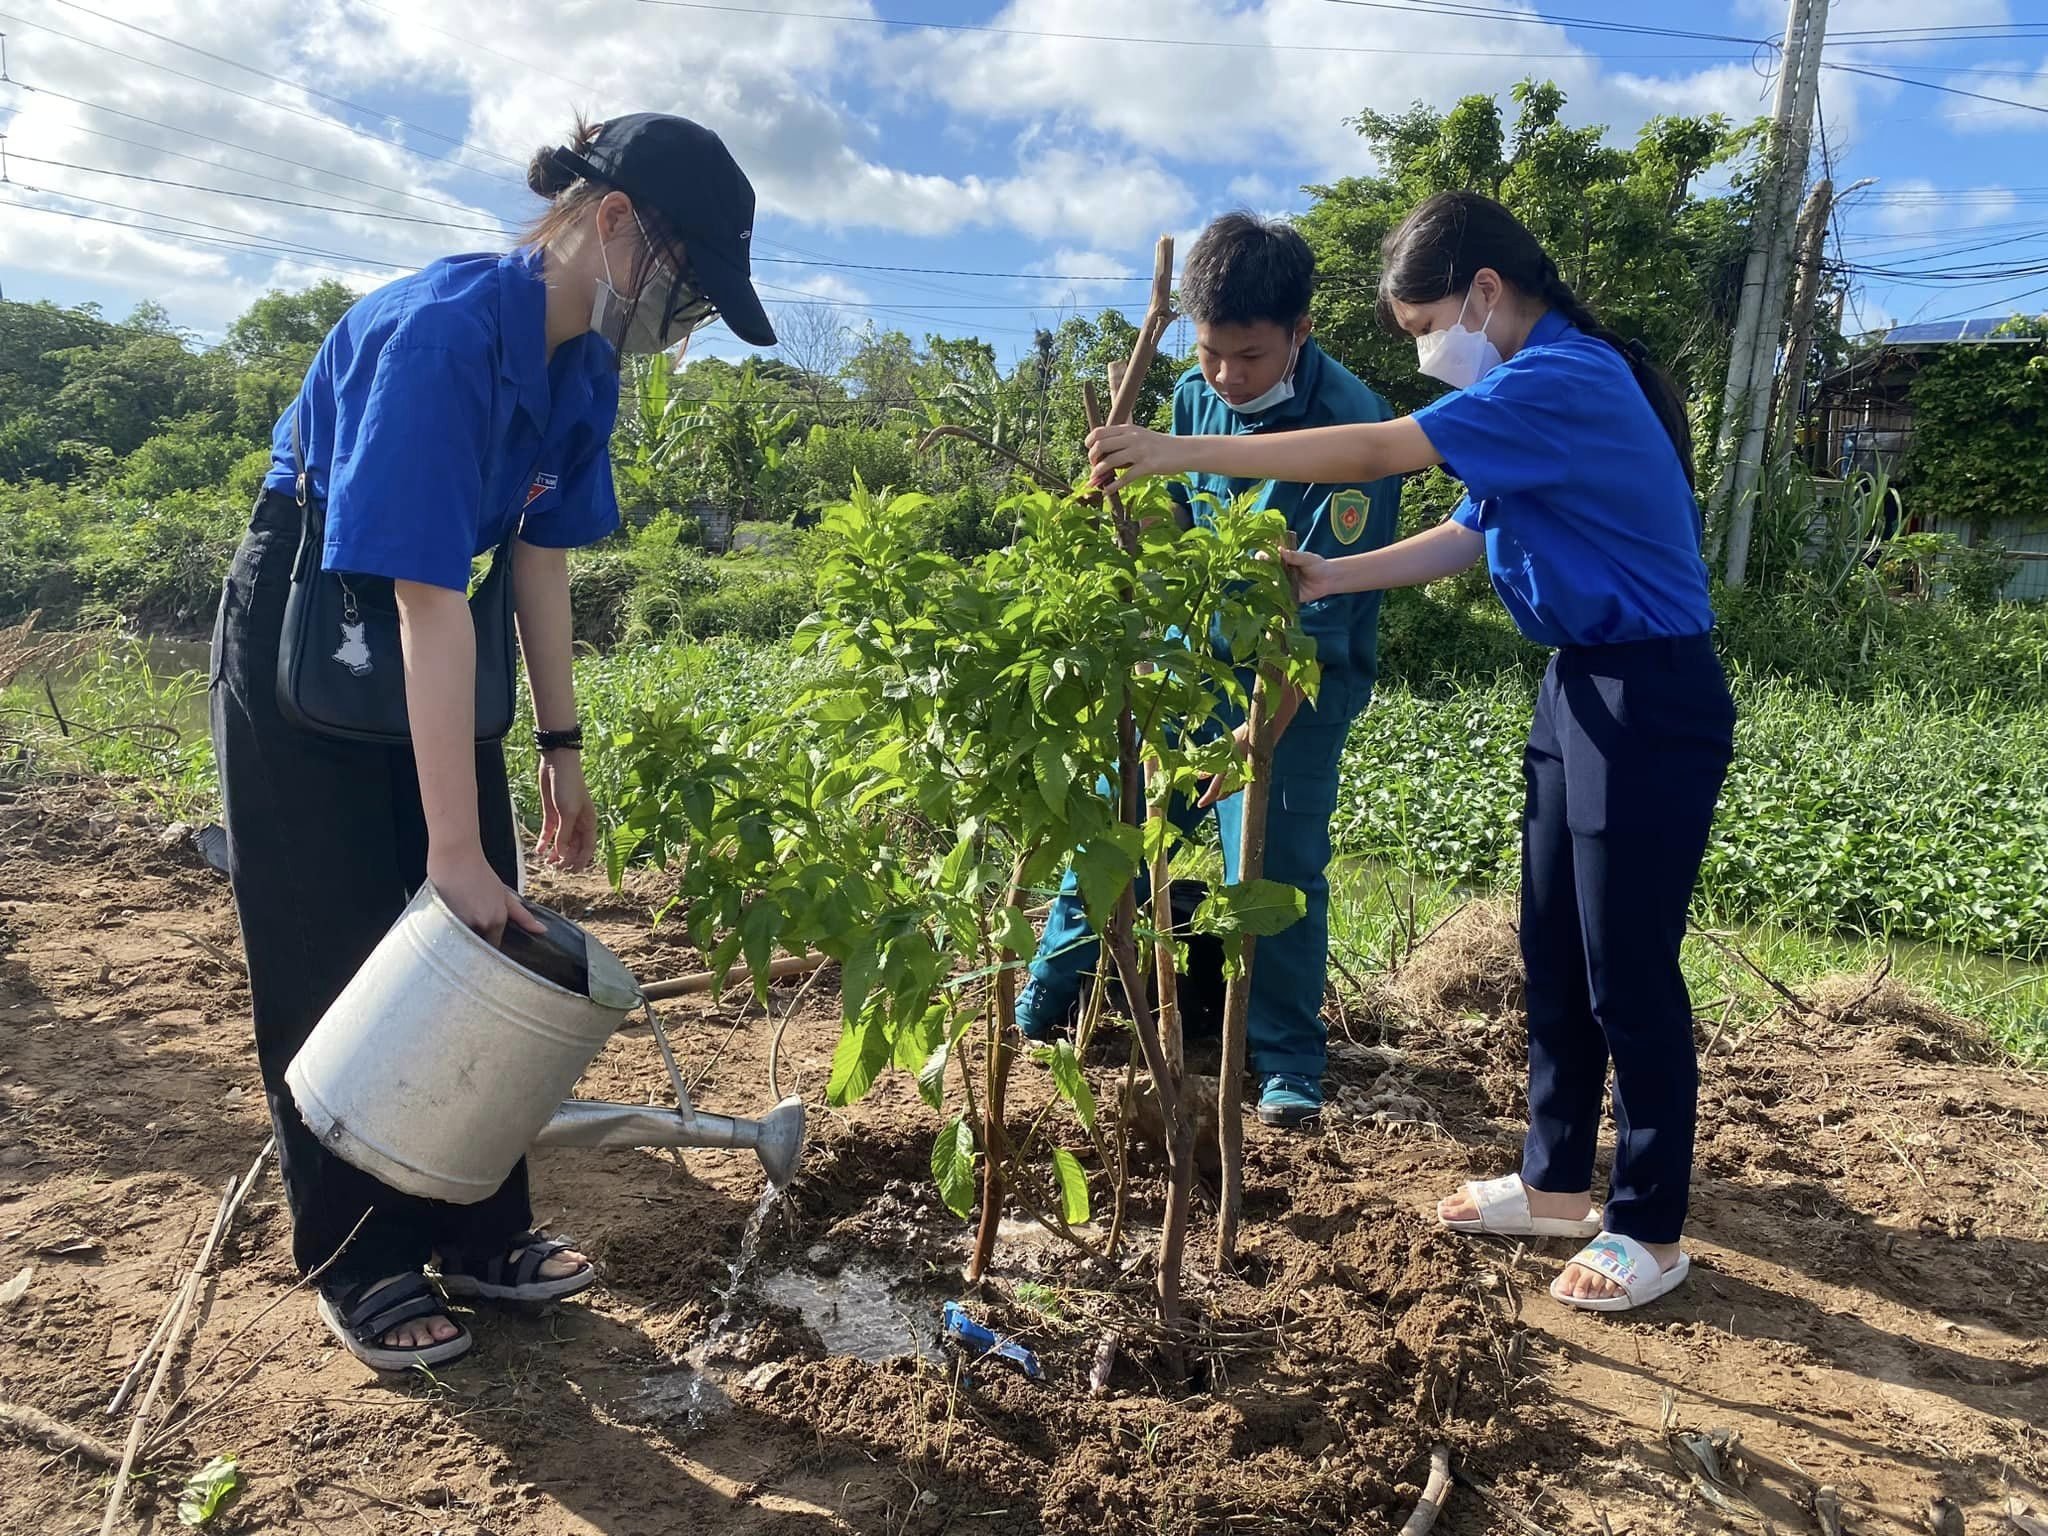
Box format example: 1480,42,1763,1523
1086,423,1179,494
1280,547,1339,605
536,750,597,871
428,842,544,946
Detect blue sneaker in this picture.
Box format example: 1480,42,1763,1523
1014,979,1072,1044
1257,1073,1323,1129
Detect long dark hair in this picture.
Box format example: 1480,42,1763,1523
1378,191,1696,488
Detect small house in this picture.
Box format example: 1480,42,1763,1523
1815,318,2048,601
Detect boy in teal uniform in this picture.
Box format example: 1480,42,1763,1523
1015,212,1401,1126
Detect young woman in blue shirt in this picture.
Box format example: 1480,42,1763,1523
1088,192,1735,1313
211,114,775,1369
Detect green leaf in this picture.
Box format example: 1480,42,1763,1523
917,1039,951,1110
1048,1041,1096,1133
931,1115,979,1218
1073,840,1136,930
1050,1148,1090,1226
992,904,1036,958
1191,878,1307,940
1033,738,1075,812
839,939,880,1024
605,824,636,888
177,1456,240,1526
826,1015,890,1107
739,899,780,995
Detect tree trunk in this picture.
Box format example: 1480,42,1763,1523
969,855,1032,1283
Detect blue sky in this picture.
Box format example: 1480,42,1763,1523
3,0,2046,367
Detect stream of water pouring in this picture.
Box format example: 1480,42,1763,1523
670,1179,784,1428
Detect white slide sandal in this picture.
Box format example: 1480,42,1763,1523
1550,1232,1692,1313
1439,1174,1603,1239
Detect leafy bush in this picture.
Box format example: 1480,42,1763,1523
1375,587,1542,696
1906,316,2048,534
1947,539,2019,615
670,572,817,642
113,416,245,499
784,424,917,513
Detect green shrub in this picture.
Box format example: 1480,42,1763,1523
672,572,816,641
1947,540,2020,615
1375,587,1542,696
113,417,244,499
784,423,917,512
567,547,638,649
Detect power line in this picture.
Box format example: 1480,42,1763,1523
632,0,1756,57
1311,0,1766,47
0,10,525,186
0,191,411,278
35,0,523,168
17,183,421,268
8,146,1160,283
14,80,523,219
6,151,512,233
1821,61,2048,120
29,119,453,225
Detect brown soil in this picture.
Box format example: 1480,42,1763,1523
4,781,2046,1534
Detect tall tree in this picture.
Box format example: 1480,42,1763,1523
1297,80,1754,418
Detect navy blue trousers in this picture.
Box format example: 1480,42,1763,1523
1518,635,1734,1245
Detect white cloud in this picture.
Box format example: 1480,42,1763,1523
1225,173,1286,210
1869,178,2017,233
1022,247,1137,307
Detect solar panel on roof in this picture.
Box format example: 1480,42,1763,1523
1882,315,2048,346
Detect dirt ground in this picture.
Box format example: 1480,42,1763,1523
3,780,2045,1535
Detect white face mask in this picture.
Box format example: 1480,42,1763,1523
1415,287,1503,390
590,210,696,356
1223,338,1301,417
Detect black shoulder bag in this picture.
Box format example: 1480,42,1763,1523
276,420,520,745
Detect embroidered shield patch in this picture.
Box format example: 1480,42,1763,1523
1331,488,1369,546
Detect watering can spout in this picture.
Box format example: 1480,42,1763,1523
535,1096,807,1187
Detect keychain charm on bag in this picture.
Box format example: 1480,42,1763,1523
276,414,519,744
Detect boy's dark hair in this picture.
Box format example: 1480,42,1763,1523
1180,212,1315,329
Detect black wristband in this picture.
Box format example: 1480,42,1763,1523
535,725,584,753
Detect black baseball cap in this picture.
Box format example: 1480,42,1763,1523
550,113,776,348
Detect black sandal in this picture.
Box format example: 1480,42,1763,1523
316,1272,472,1372
437,1232,597,1303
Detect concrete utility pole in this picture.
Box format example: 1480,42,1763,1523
1717,0,1833,588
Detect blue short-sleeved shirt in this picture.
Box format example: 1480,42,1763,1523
1171,341,1402,722
1410,310,1713,650
263,247,622,592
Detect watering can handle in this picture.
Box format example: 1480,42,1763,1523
643,996,692,1112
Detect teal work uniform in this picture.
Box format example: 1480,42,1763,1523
1017,340,1400,1080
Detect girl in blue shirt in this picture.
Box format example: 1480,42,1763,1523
211,114,775,1369
1088,192,1735,1313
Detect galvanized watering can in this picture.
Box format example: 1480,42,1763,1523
285,885,805,1204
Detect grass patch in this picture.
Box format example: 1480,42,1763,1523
1337,673,2048,960
1322,863,2048,1064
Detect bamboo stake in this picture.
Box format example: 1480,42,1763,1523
1105,238,1177,430
100,1181,235,1536
1215,662,1280,1266
99,1142,269,1533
